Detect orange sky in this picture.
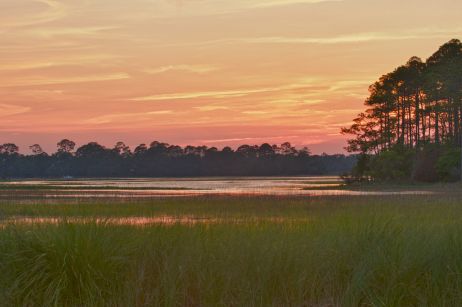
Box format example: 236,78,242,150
1,0,462,154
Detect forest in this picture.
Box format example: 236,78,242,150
0,140,355,178
342,39,462,182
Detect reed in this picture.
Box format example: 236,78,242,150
1,194,462,305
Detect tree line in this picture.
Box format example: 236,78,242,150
0,139,355,178
342,39,462,182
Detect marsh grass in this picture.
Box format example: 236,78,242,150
1,195,462,306
0,185,197,191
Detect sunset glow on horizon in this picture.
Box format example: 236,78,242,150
2,0,462,153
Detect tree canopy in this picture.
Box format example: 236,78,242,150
0,140,355,178
343,39,462,182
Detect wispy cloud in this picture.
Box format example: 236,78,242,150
0,104,31,117
84,110,174,124
144,65,219,75
242,111,268,115
250,28,462,44
201,135,300,144
252,0,342,7
194,105,230,111
328,80,372,92
164,0,340,16
1,73,130,87
131,79,319,101
0,54,124,72
132,89,262,101
1,0,68,29
269,99,326,106
29,26,119,38
171,28,462,48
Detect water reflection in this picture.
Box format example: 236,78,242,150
1,177,433,198
2,216,217,227
1,215,307,227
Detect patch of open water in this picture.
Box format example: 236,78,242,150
1,177,434,198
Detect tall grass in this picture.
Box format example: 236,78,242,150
1,195,462,306
1,194,461,219
0,224,134,306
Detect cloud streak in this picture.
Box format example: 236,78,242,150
1,73,130,88
244,30,462,44
144,65,219,75
0,104,31,117
164,0,341,16
84,110,174,124
168,28,462,48
1,0,68,29
201,135,300,144
131,79,319,101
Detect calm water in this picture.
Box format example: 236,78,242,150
3,177,433,198
0,177,436,226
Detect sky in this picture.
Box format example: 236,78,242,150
1,0,462,154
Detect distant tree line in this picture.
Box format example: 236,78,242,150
0,139,355,178
342,39,462,182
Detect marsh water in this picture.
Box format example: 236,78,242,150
0,176,438,227
2,176,433,198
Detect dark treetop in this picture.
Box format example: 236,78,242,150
343,39,462,182
0,140,355,178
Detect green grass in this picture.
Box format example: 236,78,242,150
2,194,462,306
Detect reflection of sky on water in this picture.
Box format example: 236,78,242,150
2,177,433,198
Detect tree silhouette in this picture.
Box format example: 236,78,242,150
343,39,462,181
29,144,45,155
113,142,131,158
57,139,76,154
0,143,19,155
0,140,355,178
